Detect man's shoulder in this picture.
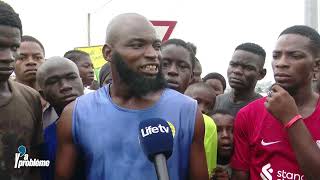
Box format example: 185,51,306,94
216,92,230,100
216,92,231,104
10,80,41,100
10,81,42,119
164,88,197,104
252,92,263,100
237,97,266,116
233,98,267,140
162,89,198,119
202,114,216,130
77,86,104,102
214,92,231,108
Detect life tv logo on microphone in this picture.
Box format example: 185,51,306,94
138,118,174,161
14,145,50,169
141,124,169,137
140,121,175,138
139,118,174,180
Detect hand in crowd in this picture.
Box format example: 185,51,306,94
264,84,299,125
210,167,230,180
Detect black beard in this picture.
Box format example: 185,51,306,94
113,51,166,98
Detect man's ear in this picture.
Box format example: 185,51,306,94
312,72,318,81
311,57,320,81
258,68,267,80
313,57,320,74
102,44,112,63
188,69,195,84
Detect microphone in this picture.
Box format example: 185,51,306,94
138,118,174,180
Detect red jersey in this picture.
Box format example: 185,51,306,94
231,97,320,180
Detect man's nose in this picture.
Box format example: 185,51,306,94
0,48,15,63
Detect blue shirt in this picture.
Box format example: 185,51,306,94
42,120,57,180
72,85,197,180
42,121,85,180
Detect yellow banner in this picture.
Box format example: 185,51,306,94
75,45,106,69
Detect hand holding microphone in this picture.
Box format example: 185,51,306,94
138,118,173,180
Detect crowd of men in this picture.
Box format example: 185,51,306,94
1,1,320,180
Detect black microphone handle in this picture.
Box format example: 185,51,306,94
154,154,170,180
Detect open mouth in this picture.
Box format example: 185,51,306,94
139,64,158,75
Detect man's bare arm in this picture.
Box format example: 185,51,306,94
265,85,320,179
286,120,320,179
189,108,209,180
55,101,78,180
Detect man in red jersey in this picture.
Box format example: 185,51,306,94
231,25,320,180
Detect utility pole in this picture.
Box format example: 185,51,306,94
87,0,113,47
87,13,91,46
305,0,318,30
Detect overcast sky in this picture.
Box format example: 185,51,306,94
6,0,304,84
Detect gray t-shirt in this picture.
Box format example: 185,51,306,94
213,92,262,117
